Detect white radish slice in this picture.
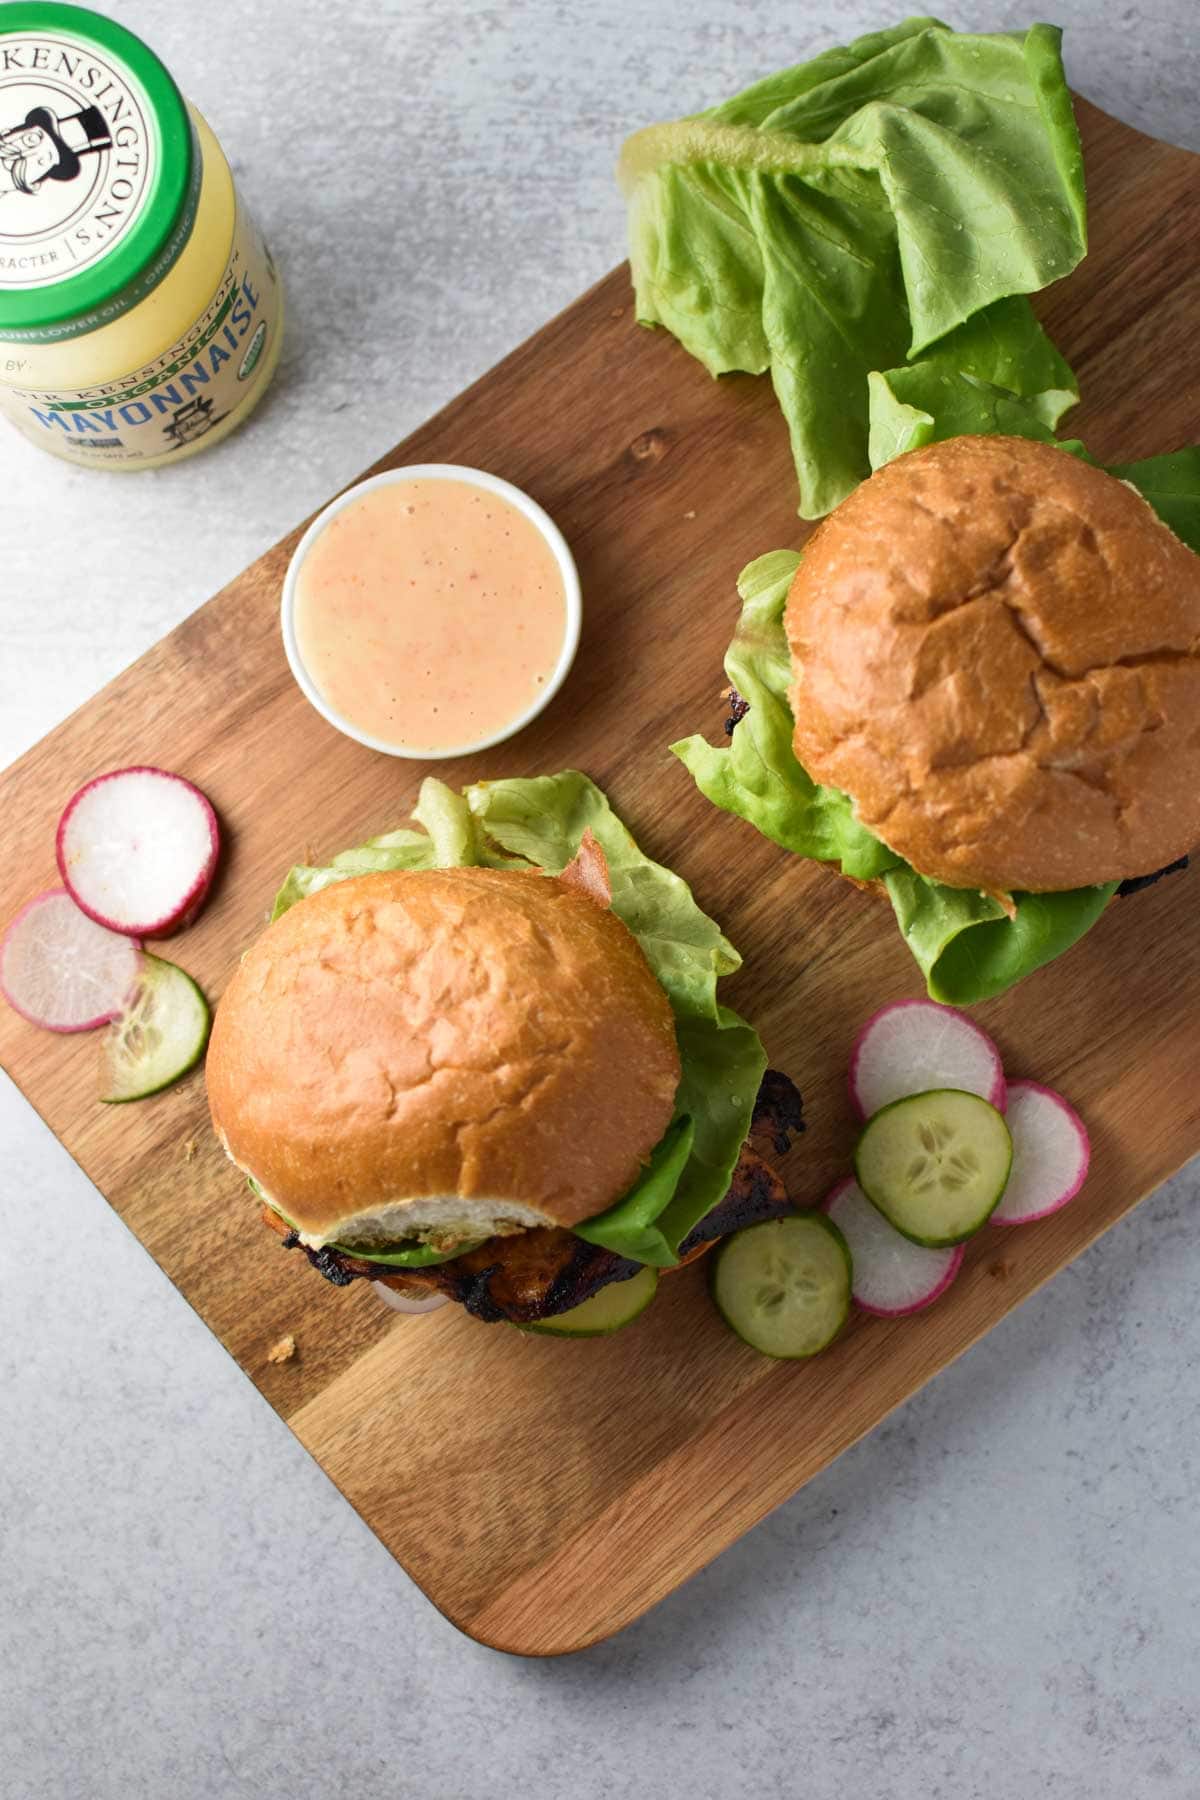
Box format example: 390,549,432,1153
990,1080,1090,1225
373,1281,450,1315
99,953,211,1102
0,889,141,1032
824,1177,964,1316
57,766,219,937
848,998,1006,1121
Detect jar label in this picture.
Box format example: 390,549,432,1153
0,193,281,467
0,29,156,288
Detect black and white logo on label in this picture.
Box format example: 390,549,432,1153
0,32,154,288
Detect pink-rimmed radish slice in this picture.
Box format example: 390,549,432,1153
57,766,219,938
848,999,1006,1121
0,889,140,1032
824,1176,964,1316
989,1080,1090,1225
372,1282,450,1316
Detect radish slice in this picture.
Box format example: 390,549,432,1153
373,1282,450,1315
848,999,1006,1120
990,1080,1090,1225
0,889,141,1032
99,953,211,1102
57,766,219,937
824,1177,964,1316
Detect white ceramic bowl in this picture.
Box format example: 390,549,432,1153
280,464,582,759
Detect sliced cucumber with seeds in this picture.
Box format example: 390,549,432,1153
855,1087,1012,1247
524,1264,659,1337
100,953,211,1103
710,1214,851,1359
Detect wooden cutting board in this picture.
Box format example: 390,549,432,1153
2,99,1198,1657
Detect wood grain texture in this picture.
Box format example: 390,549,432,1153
1,100,1198,1656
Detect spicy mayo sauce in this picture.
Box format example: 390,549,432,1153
291,475,571,755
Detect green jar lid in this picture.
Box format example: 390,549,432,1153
0,2,199,342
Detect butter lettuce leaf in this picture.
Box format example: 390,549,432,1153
621,18,1085,516
867,298,1081,469
867,368,1075,468
672,551,899,881
270,784,491,918
1108,448,1200,550
571,1116,696,1266
246,1177,478,1268
272,772,765,1267
465,771,743,1018
883,870,1118,1005
331,1239,481,1269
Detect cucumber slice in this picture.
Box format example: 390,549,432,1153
100,953,211,1103
854,1087,1012,1246
710,1214,850,1359
523,1265,658,1337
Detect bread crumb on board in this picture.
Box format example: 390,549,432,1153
267,1334,297,1364
181,1137,198,1163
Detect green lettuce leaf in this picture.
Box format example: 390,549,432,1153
270,784,490,918
1108,448,1200,550
673,436,1200,1001
272,773,766,1267
883,870,1118,1006
570,1116,696,1266
467,771,743,1012
246,1177,478,1268
332,1239,482,1269
867,297,1082,469
577,1008,767,1264
621,19,1086,516
867,368,1078,468
672,551,899,881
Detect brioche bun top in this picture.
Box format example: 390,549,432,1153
206,865,680,1247
785,435,1200,893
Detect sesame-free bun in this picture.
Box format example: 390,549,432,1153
206,867,680,1247
785,436,1200,893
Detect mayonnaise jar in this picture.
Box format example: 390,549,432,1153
0,2,283,469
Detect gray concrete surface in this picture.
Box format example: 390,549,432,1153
2,3,1199,1796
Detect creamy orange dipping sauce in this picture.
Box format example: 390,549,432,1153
293,477,568,752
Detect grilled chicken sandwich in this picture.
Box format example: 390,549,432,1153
677,432,1200,1002
206,821,800,1325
